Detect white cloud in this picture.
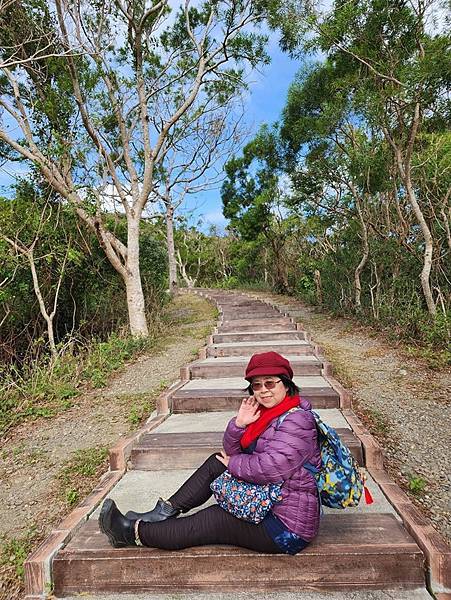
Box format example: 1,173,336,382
203,209,229,226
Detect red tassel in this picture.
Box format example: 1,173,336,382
364,485,374,505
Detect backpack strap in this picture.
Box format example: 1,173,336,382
277,406,323,516
276,406,302,427
277,407,318,471
277,406,318,473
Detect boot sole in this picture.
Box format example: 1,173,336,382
99,499,127,548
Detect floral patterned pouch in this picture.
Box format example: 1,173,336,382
210,470,283,524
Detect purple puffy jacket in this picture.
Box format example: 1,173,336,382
223,398,321,541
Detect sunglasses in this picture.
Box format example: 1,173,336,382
250,379,282,391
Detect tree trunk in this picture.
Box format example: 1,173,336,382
369,261,381,320
269,237,289,293
314,269,323,305
3,235,62,358
354,199,369,310
165,204,178,295
125,218,149,336
28,251,58,358
263,248,268,284
176,249,195,288
391,261,401,305
384,106,436,317
404,174,436,316
440,202,451,252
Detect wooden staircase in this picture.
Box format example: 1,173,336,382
25,290,449,598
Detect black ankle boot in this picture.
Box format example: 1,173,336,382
125,497,180,523
99,498,137,548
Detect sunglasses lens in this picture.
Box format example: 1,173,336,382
251,380,277,391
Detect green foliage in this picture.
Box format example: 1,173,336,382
123,385,164,428
222,123,284,240
0,289,216,436
405,346,450,371
0,332,156,436
81,333,155,388
225,0,451,350
65,489,80,506
0,0,271,360
218,275,241,289
364,408,390,437
409,311,451,349
407,474,427,496
57,446,108,507
0,188,167,364
0,528,37,579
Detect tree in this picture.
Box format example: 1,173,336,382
0,183,76,359
265,0,451,316
280,63,398,310
0,0,269,335
0,183,169,365
222,124,296,292
154,100,247,294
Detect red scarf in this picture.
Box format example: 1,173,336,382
240,394,300,449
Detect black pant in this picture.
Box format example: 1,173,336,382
137,453,280,553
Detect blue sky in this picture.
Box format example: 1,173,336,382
189,40,301,231
0,35,302,231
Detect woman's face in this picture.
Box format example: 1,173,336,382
250,376,288,408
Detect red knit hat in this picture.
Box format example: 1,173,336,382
245,351,294,381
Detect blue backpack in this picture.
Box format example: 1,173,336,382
278,408,364,509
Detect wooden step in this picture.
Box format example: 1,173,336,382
218,318,295,332
211,298,257,305
220,304,280,312
218,315,290,323
130,428,364,470
170,386,340,412
52,514,425,594
207,340,314,358
217,297,265,304
221,310,282,319
189,356,323,378
213,330,307,343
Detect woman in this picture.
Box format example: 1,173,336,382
99,351,321,554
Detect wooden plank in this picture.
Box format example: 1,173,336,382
52,514,425,594
170,388,340,412
213,332,306,343
130,427,363,469
189,360,323,378
207,343,314,357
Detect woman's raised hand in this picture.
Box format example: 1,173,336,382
235,396,261,428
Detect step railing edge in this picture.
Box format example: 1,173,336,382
24,469,123,599
339,406,450,596
369,467,451,596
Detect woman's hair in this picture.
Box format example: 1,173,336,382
245,374,300,397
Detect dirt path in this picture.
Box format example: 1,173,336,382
0,294,216,599
254,292,451,544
